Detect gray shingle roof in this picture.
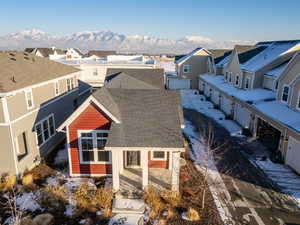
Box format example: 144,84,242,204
92,88,184,148
88,50,117,58
0,51,80,92
105,68,164,89
208,49,232,64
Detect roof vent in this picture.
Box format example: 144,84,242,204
11,76,17,83
9,53,15,57
24,56,30,60
10,57,16,61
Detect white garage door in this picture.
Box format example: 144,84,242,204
211,90,220,105
235,104,251,128
167,78,190,90
286,136,300,174
221,96,233,116
204,85,211,97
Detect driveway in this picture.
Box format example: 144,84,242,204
184,108,300,225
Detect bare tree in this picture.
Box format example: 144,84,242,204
3,189,23,225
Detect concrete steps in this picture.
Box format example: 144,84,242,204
112,198,145,214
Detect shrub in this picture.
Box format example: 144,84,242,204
74,183,93,211
187,207,200,221
144,186,165,217
161,191,181,207
93,187,113,217
22,174,33,186
0,175,16,192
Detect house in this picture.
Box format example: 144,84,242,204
25,47,67,59
57,87,185,192
66,48,83,60
197,40,300,174
0,51,89,175
174,48,231,89
87,50,117,59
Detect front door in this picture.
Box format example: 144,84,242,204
125,151,141,168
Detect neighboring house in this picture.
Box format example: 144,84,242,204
66,48,83,60
25,47,67,59
57,86,184,193
49,49,67,60
197,40,300,174
0,51,87,175
87,50,117,59
105,68,164,89
175,48,231,89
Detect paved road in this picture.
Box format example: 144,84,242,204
184,108,300,225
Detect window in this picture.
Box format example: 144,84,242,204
25,89,34,109
235,75,239,86
93,68,98,76
275,81,279,90
54,81,59,96
229,73,232,82
35,114,55,146
67,78,75,91
282,85,290,102
79,130,110,163
245,77,250,89
151,151,166,160
183,65,190,73
225,72,228,81
16,132,29,161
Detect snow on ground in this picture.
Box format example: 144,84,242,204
181,89,242,136
250,158,300,207
15,191,43,212
108,213,144,225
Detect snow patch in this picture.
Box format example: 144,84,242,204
16,191,42,212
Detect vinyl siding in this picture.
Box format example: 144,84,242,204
0,126,16,174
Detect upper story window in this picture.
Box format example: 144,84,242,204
35,114,55,146
275,81,279,90
245,77,250,89
25,89,34,109
67,77,75,91
235,75,240,86
78,130,110,163
55,81,59,96
183,65,190,73
229,73,232,83
282,85,290,102
225,72,228,81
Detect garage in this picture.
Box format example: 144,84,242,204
204,84,212,98
199,80,205,92
286,136,300,174
220,95,233,116
211,90,220,106
235,103,251,128
256,118,281,153
167,77,190,90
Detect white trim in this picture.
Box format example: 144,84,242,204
281,84,290,103
54,81,60,96
9,123,19,174
108,147,185,152
296,90,300,111
71,173,112,177
124,150,141,168
245,77,251,90
77,130,111,164
1,97,10,123
183,64,190,73
34,114,56,148
66,125,73,176
0,72,78,97
57,95,120,131
150,150,167,161
25,89,34,110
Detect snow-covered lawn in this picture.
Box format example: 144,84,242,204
250,157,300,207
181,90,242,136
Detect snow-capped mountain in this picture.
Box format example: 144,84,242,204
0,29,255,54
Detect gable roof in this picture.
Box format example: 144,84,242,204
208,49,232,64
0,51,80,93
175,48,210,65
33,48,55,57
93,88,184,148
105,68,164,89
24,48,35,54
88,50,117,58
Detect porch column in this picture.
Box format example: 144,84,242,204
112,150,120,191
171,151,180,192
168,151,173,170
141,150,148,189
119,150,124,173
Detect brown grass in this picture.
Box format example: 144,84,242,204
22,174,33,186
144,186,166,218
187,206,200,221
161,190,181,207
74,183,94,211
93,187,113,217
0,175,16,192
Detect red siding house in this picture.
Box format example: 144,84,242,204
58,87,184,193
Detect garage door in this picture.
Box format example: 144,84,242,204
235,104,251,128
199,80,205,92
221,96,233,116
204,85,211,98
286,136,300,174
211,90,220,105
167,78,190,90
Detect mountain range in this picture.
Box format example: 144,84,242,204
0,29,255,54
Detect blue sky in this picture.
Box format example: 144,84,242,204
0,0,299,41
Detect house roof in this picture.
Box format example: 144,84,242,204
72,48,83,56
208,49,232,64
105,68,164,89
88,50,117,58
33,48,55,57
24,48,35,54
0,51,80,93
175,48,209,65
264,60,289,78
92,88,184,148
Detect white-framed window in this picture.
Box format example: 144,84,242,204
54,81,59,96
282,85,290,102
35,114,55,146
25,89,34,109
78,130,110,164
229,72,232,83
151,151,167,160
66,77,75,91
297,91,300,110
245,77,250,89
93,68,98,76
183,64,190,73
225,72,228,81
275,81,279,90
235,75,239,86
15,131,29,161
